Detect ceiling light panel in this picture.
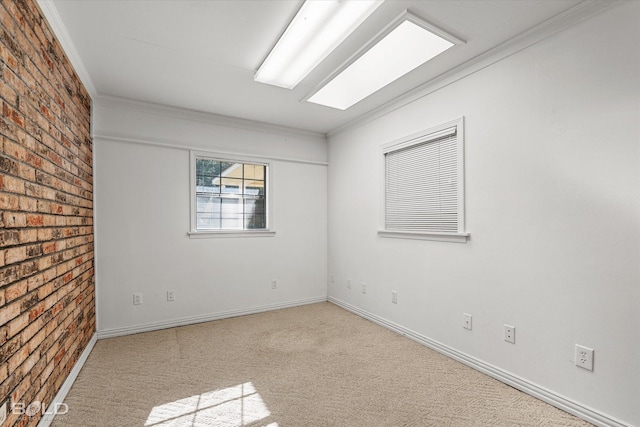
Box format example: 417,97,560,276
255,0,384,89
308,13,463,110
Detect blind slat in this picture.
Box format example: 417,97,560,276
385,128,460,232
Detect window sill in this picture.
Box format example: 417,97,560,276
378,230,469,243
188,230,276,239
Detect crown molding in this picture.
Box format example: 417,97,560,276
37,0,97,99
95,94,326,141
328,0,621,138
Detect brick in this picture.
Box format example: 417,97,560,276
20,292,38,312
49,203,63,214
7,312,29,338
0,360,7,383
0,155,19,174
28,302,45,322
4,245,26,263
3,211,26,227
8,344,29,374
5,279,27,302
18,228,37,244
36,228,52,241
0,299,21,327
17,163,34,181
27,272,44,292
1,1,95,423
25,152,42,168
25,244,41,258
3,139,28,162
54,240,66,252
25,213,43,226
28,356,46,386
17,196,36,212
52,348,65,366
0,229,20,246
21,318,44,345
2,102,25,128
19,260,38,278
0,265,19,286
11,373,32,406
41,242,55,254
21,349,40,376
0,336,21,366
38,360,53,386
1,175,25,193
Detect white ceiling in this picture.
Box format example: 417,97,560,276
49,0,584,135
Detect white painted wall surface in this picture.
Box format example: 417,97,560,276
328,3,639,426
93,98,328,336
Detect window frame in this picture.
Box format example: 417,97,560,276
378,117,469,243
189,151,275,238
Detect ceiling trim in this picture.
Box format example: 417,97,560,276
93,133,328,167
95,95,326,141
37,0,97,99
328,0,621,138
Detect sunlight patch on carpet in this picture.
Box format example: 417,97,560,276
145,382,275,427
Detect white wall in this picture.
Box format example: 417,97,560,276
93,98,328,336
328,3,639,426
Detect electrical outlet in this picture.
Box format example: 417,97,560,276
463,313,472,330
504,324,515,343
347,279,351,289
133,292,142,305
361,282,367,294
0,401,7,424
331,274,335,283
575,345,594,371
167,290,175,302
392,291,398,304
271,279,278,289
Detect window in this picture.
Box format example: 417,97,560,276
190,153,272,237
379,118,468,243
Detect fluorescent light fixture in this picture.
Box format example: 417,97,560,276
255,0,384,89
307,12,463,110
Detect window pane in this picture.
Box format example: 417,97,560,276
244,164,265,180
197,213,221,230
220,178,242,194
221,215,243,230
196,159,220,192
197,195,220,213
220,162,241,177
196,159,217,177
244,198,265,215
221,196,242,229
244,179,265,196
384,127,460,233
221,198,242,214
245,213,266,229
194,157,268,231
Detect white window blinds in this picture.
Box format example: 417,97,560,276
384,126,459,233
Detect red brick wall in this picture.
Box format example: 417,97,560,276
0,0,95,425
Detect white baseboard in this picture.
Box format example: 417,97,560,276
97,296,328,339
328,297,630,427
37,333,98,427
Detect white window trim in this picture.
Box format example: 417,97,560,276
188,150,275,239
378,117,469,243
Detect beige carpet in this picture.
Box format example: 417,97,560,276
52,302,592,427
